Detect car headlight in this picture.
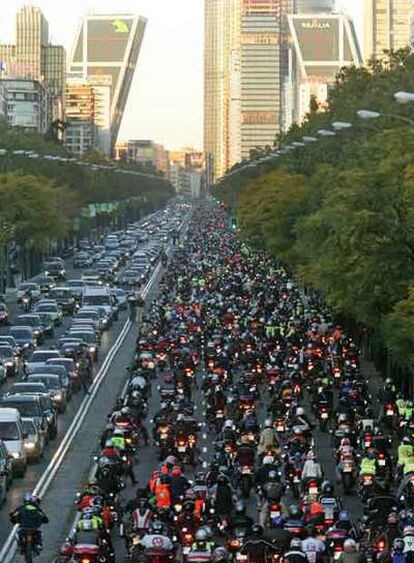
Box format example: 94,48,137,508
25,442,35,450
89,346,96,353
5,362,13,367
46,414,53,423
53,393,62,401
11,452,21,459
102,319,108,326
45,270,49,276
34,330,40,336
23,342,30,348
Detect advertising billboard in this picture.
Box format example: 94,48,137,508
87,18,133,62
292,17,339,61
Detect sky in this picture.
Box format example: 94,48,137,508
1,0,362,151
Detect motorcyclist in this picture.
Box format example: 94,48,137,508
212,474,234,517
284,538,309,563
228,500,253,533
359,451,377,477
259,470,286,527
255,455,280,487
243,524,277,560
301,451,323,488
301,525,326,563
257,418,280,455
10,493,49,553
398,438,414,471
338,538,367,563
170,466,190,501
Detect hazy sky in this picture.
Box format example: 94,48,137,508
1,0,362,150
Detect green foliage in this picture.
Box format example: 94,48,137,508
214,50,414,373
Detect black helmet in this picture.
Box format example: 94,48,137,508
321,481,334,495
252,524,264,536
376,479,390,494
217,474,228,484
289,504,301,518
235,500,245,514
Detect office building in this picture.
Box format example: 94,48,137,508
0,78,49,132
204,0,294,177
364,0,412,62
294,0,334,12
0,7,66,123
69,13,147,154
170,148,204,171
288,13,362,121
115,139,170,178
64,82,96,155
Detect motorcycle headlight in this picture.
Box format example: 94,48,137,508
89,346,96,353
11,452,21,459
25,442,35,450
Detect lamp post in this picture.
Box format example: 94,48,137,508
394,91,414,104
357,109,414,127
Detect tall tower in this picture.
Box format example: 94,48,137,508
68,13,147,154
204,0,241,179
16,6,48,78
364,0,412,62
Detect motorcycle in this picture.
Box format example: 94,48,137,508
238,464,254,498
18,530,39,563
316,402,330,432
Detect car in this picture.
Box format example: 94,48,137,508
9,382,48,395
8,326,36,356
17,282,40,303
68,330,99,362
33,274,56,293
111,288,128,310
0,361,5,385
29,364,70,396
82,287,117,322
36,311,55,337
76,309,104,331
56,337,88,359
0,408,27,477
0,345,18,377
48,287,75,314
0,336,20,357
14,314,44,344
81,271,103,286
115,270,139,286
26,349,61,371
33,300,63,325
67,279,87,300
46,358,79,390
44,260,66,280
74,252,92,269
0,394,56,440
0,303,8,325
0,439,12,502
27,375,67,413
21,417,45,462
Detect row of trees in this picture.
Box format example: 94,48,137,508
214,50,414,381
0,123,174,282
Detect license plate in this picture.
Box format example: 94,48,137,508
309,486,318,494
379,459,386,466
387,410,394,416
343,467,352,472
276,425,285,431
183,547,190,555
216,413,224,418
293,476,300,483
178,446,186,452
237,555,248,561
242,467,251,474
271,510,280,517
160,433,167,439
321,412,328,419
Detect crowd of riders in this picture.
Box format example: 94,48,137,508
32,201,414,562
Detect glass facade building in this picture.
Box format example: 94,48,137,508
294,0,334,13
364,0,412,62
68,14,147,154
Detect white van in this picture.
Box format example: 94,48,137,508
82,287,117,322
0,408,27,477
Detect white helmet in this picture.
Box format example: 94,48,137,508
263,455,274,465
224,419,233,429
296,407,305,416
264,419,273,428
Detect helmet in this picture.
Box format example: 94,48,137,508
273,516,285,528
388,513,398,525
321,481,334,495
165,455,177,466
296,407,305,416
105,440,113,448
252,524,264,536
403,437,411,444
385,378,393,385
224,419,233,429
151,520,164,534
217,474,228,484
121,406,129,415
338,509,351,522
307,450,315,461
235,500,245,514
288,504,301,518
263,455,274,465
172,466,182,477
264,419,273,428
344,539,357,552
340,438,350,447
393,539,405,552
196,528,208,542
268,470,278,481
23,492,39,506
213,546,228,561
290,538,303,550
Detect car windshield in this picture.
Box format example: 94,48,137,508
16,317,38,327
10,328,31,339
83,295,110,306
50,289,70,298
0,422,20,440
21,420,36,434
30,352,59,362
70,332,94,343
2,401,39,417
31,378,60,390
0,347,13,359
36,305,57,312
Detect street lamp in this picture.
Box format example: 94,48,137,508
357,109,414,127
317,129,336,137
332,121,352,130
302,136,318,142
292,142,306,147
394,91,414,104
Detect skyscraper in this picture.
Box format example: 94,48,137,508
68,13,147,154
0,6,66,123
204,0,293,178
364,0,412,62
294,0,334,12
